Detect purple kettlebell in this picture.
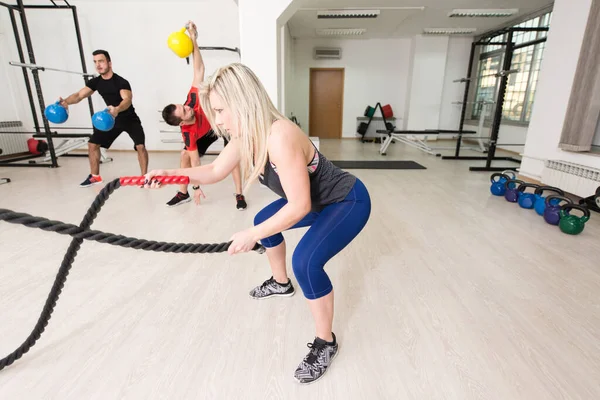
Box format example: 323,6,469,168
504,179,524,203
543,195,572,225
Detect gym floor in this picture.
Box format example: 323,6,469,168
0,139,599,399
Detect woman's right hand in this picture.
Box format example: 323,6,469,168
143,170,167,189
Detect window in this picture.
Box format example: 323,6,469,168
470,11,552,124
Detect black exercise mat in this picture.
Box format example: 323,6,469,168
331,160,426,170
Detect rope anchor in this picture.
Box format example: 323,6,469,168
0,176,264,372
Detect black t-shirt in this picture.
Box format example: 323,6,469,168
86,73,136,118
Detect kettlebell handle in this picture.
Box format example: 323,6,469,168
545,194,572,207
504,179,524,190
534,185,564,197
517,183,540,193
559,203,591,221
490,172,510,183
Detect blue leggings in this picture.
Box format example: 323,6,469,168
253,178,371,300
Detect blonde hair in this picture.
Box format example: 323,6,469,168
199,63,286,193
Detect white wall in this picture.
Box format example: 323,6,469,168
520,0,600,179
464,123,528,154
405,35,449,131
280,23,295,117
291,37,412,138
1,0,240,151
239,0,296,109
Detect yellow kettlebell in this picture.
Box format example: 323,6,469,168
167,27,193,58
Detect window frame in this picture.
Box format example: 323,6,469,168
465,9,553,127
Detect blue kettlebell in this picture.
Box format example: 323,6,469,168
490,173,511,196
543,195,572,225
92,108,115,131
44,101,69,124
533,186,564,216
504,179,524,203
517,183,540,209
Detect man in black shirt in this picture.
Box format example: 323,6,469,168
59,49,148,187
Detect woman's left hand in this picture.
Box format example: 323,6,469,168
228,228,259,255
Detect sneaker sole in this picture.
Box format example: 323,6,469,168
294,345,339,385
79,181,103,188
249,291,295,300
166,198,192,207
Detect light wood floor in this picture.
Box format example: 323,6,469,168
0,139,599,399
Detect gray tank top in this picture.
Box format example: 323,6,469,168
258,143,356,212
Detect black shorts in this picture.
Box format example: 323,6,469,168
188,130,229,156
89,114,146,150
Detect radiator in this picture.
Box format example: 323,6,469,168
0,121,29,155
542,159,600,197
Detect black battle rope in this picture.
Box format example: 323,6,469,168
0,176,264,372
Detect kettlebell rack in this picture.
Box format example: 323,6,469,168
356,102,394,143
0,0,95,169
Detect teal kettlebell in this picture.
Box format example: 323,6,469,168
517,183,540,209
533,186,565,216
558,204,591,235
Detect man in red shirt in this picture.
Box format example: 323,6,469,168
161,21,246,209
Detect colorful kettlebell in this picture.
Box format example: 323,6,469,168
92,108,115,131
490,173,511,196
533,186,564,216
504,179,524,203
543,195,572,225
517,183,540,209
44,101,69,124
559,204,590,235
595,186,600,209
167,26,193,58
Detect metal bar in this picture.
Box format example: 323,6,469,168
0,1,18,10
454,41,476,158
16,0,58,167
513,37,547,50
71,5,95,117
475,41,509,46
480,30,515,170
509,27,549,32
22,5,71,9
9,8,40,133
199,46,241,55
8,61,96,77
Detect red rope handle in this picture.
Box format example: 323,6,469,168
120,176,190,186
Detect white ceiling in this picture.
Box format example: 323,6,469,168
287,0,554,39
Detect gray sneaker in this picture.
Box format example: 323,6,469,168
249,276,295,299
294,333,339,384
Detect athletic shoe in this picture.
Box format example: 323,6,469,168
166,191,191,207
294,333,339,384
236,194,247,210
80,174,103,187
249,276,295,299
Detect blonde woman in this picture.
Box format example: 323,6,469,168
144,63,371,384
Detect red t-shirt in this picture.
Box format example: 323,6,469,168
181,86,211,151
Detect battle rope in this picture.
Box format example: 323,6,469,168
0,176,264,372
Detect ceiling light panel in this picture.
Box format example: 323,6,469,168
449,9,519,17
423,28,477,35
316,28,367,36
317,9,380,19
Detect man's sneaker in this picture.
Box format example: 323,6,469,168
80,174,103,188
294,333,339,385
236,194,247,210
166,191,191,207
249,276,295,299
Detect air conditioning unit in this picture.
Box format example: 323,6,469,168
314,47,342,60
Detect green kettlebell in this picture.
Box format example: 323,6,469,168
558,204,591,235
